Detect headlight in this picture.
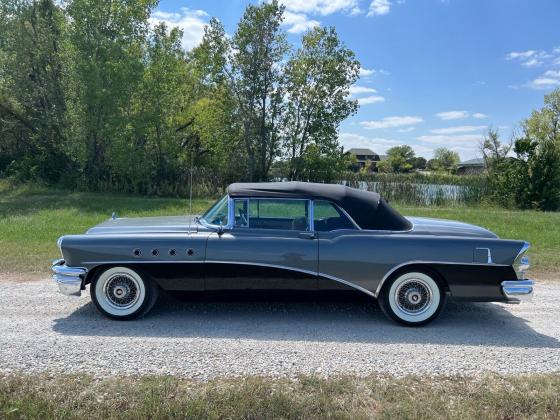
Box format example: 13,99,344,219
513,242,530,279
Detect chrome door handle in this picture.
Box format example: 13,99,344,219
298,232,316,240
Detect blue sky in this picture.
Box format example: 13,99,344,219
152,0,560,161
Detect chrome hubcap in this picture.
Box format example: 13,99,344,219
395,279,432,315
104,274,140,309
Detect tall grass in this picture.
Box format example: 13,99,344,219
341,173,489,206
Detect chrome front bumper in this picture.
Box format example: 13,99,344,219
51,259,87,297
501,279,534,303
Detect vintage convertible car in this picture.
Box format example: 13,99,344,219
52,182,533,326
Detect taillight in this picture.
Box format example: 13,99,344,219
513,242,530,279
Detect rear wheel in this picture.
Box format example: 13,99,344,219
90,266,158,320
379,270,445,326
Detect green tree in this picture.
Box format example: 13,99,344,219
385,145,415,173
231,0,289,181
0,0,72,182
411,156,427,170
282,26,359,179
481,91,560,211
430,147,460,173
515,89,560,210
67,0,157,189
187,18,244,185
112,23,190,194
480,129,515,206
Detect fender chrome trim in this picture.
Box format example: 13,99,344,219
51,259,87,297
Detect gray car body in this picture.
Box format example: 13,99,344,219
57,201,526,302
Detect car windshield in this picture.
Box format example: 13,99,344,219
201,195,228,226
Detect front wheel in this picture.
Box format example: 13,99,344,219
90,266,159,320
378,270,445,326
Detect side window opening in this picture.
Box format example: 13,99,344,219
234,198,310,231
313,200,356,232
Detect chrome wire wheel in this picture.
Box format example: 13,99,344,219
93,267,147,318
103,273,141,310
386,271,442,325
394,278,432,316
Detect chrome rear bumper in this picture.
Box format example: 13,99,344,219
51,259,87,296
501,279,534,303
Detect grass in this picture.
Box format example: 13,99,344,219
0,181,558,276
1,373,560,419
0,182,214,276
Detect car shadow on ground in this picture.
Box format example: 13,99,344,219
52,290,559,348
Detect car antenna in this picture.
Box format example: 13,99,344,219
188,152,194,236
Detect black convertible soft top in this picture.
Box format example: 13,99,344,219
227,182,412,231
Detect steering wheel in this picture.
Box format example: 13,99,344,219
238,208,248,226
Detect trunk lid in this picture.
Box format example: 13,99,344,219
406,216,498,238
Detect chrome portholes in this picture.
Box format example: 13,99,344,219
386,272,441,324
94,267,146,317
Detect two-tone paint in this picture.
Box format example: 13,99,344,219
55,199,532,303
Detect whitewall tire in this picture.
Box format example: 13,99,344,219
379,270,445,326
90,266,158,320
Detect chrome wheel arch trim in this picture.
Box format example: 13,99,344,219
374,260,509,297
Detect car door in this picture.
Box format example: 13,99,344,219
312,200,368,292
205,198,318,290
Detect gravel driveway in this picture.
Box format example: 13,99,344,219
0,279,559,378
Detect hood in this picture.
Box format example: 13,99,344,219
86,216,201,235
406,217,498,238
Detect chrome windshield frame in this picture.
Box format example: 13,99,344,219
199,195,232,231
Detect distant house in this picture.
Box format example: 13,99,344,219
346,148,381,172
456,158,486,175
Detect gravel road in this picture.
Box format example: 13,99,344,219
0,279,559,378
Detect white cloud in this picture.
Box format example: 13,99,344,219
278,0,361,35
506,50,537,61
360,68,375,77
349,86,377,95
280,0,359,16
359,67,390,77
436,110,469,120
397,127,415,133
360,116,423,129
506,49,553,68
527,69,560,90
367,0,391,16
358,95,385,105
417,133,483,145
472,112,489,119
282,11,320,33
150,8,209,50
430,125,486,135
507,47,560,90
522,58,543,68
